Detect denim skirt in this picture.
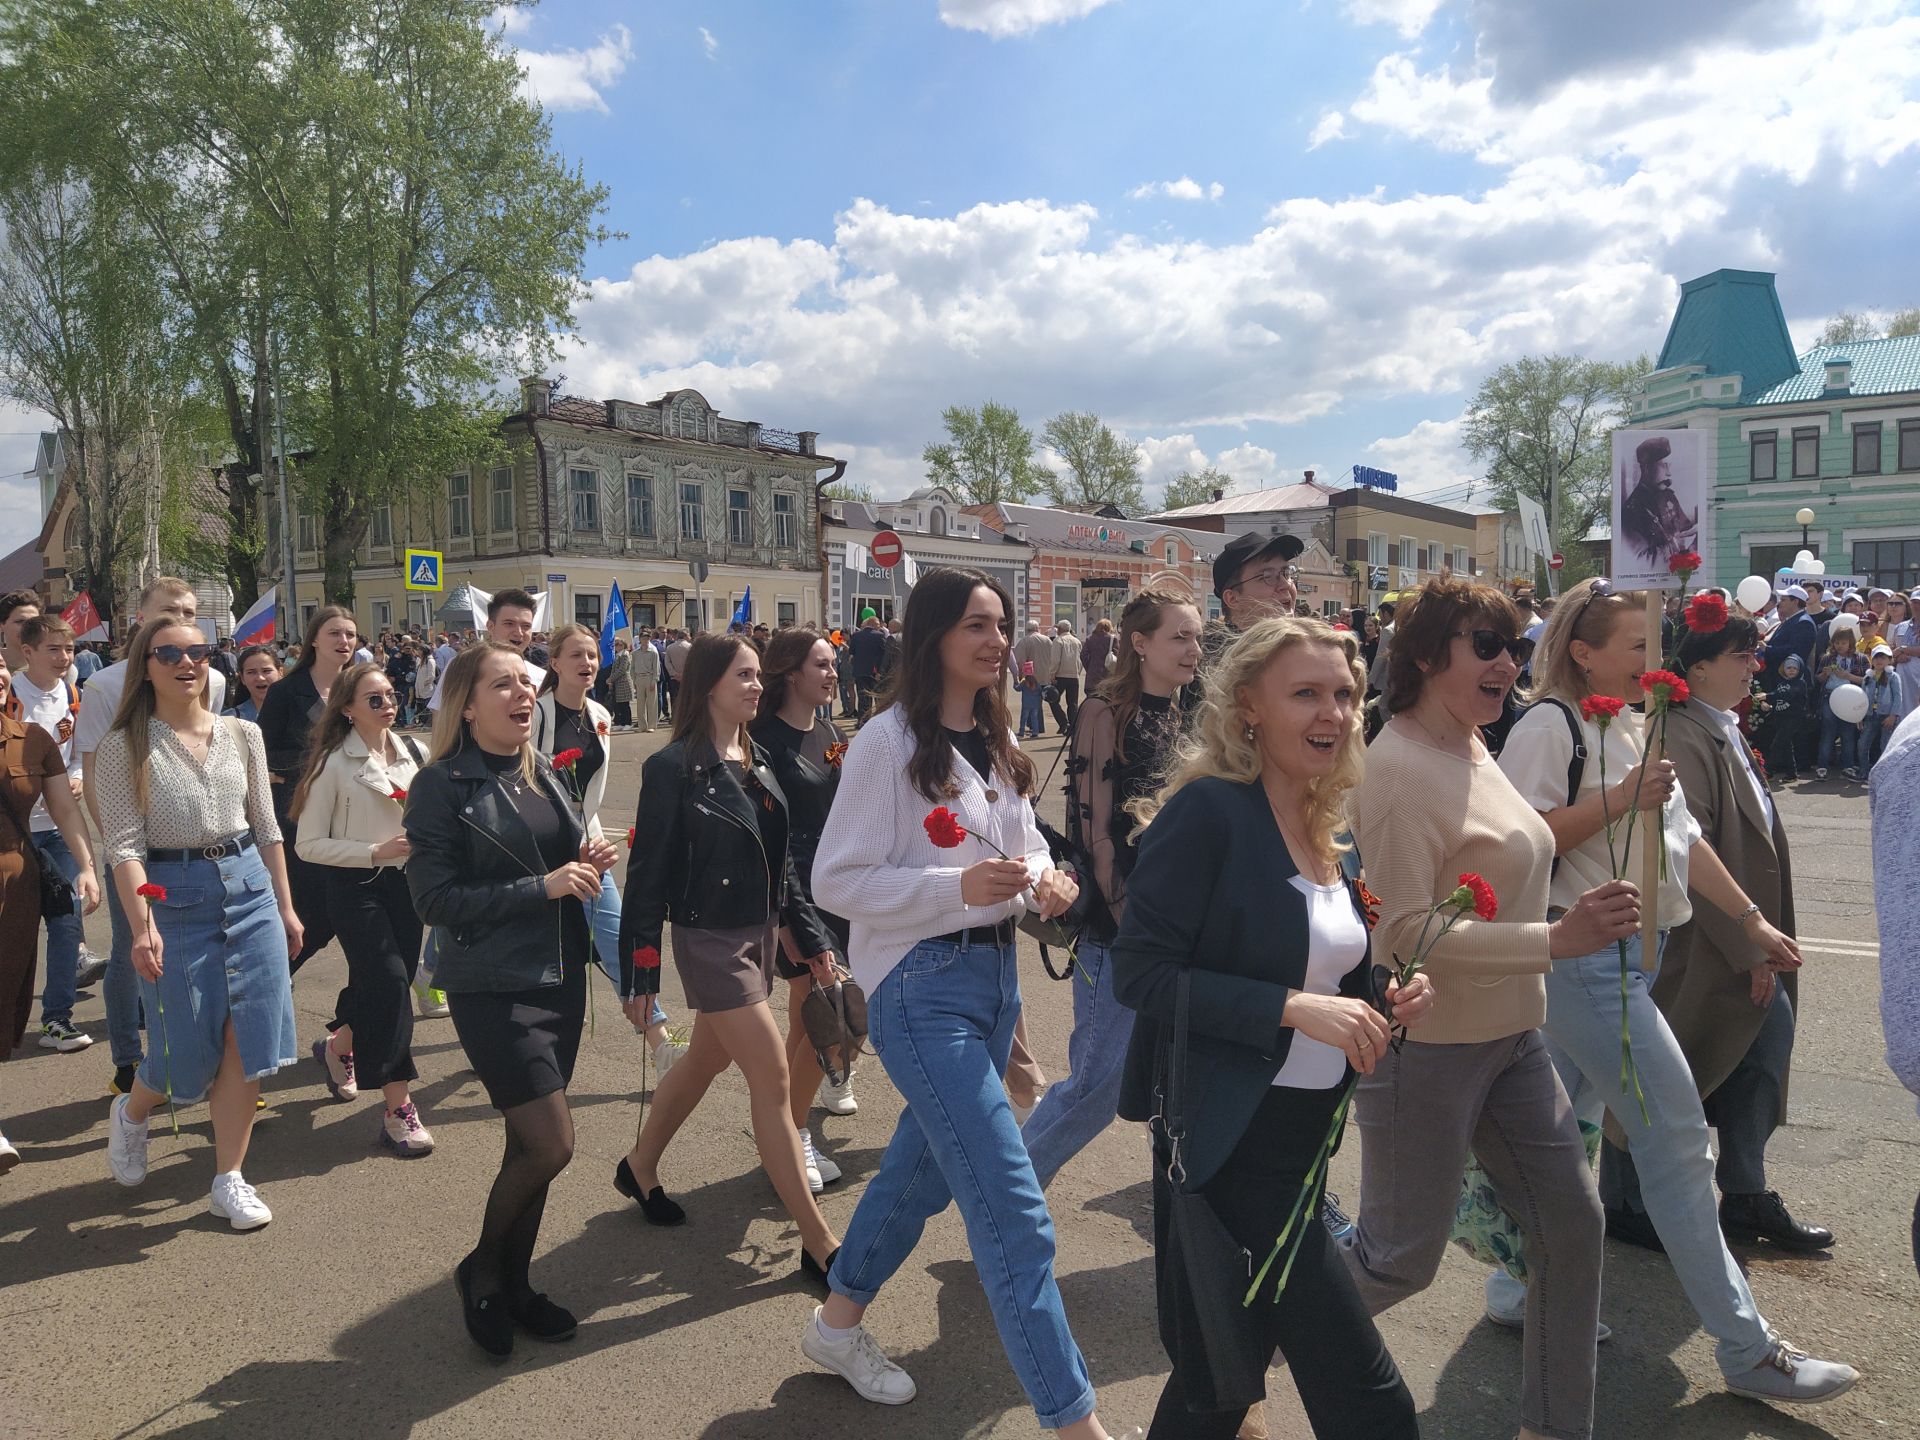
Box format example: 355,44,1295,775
135,847,298,1103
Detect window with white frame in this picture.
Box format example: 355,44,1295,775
679,481,704,540
373,599,391,631
1165,540,1177,565
297,509,317,553
1453,546,1469,574
448,473,471,538
1368,532,1386,566
1053,582,1077,629
627,472,654,537
491,466,514,533
728,486,752,545
569,467,600,531
772,491,795,548
1400,535,1416,568
370,504,392,548
777,600,797,627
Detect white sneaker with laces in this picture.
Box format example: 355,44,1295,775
1724,1335,1859,1405
817,1072,857,1116
209,1171,273,1230
0,1130,19,1175
107,1093,149,1187
654,1038,687,1077
798,1128,840,1190
1483,1268,1612,1342
801,1307,917,1405
40,1018,93,1052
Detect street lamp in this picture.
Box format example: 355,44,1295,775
1796,506,1815,551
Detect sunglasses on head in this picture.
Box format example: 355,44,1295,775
1460,629,1529,662
152,643,214,665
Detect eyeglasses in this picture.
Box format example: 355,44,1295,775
362,693,393,710
151,643,214,665
1458,629,1530,662
1232,566,1297,594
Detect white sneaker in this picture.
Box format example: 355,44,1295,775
1814,766,1828,780
107,1093,150,1187
1483,1269,1612,1342
654,1038,687,1076
1011,1098,1036,1127
817,1072,857,1116
801,1307,917,1405
209,1171,273,1230
39,1018,93,1052
0,1130,18,1175
413,983,450,1019
799,1130,823,1193
1724,1336,1859,1405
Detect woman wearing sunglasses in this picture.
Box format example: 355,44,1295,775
287,662,432,1156
94,619,303,1228
1492,576,1857,1406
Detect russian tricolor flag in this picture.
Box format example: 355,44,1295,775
233,586,277,646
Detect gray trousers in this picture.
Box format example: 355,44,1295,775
1342,1030,1603,1440
1603,981,1795,1209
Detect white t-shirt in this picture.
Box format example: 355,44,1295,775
1706,700,1774,830
73,660,227,757
1272,874,1369,1091
1499,700,1700,926
10,672,83,830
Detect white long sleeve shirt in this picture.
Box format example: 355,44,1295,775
812,704,1050,994
1871,708,1920,1118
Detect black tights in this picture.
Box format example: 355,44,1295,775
472,1091,574,1299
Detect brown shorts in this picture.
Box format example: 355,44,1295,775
670,918,776,1013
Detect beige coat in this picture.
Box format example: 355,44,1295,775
1652,697,1798,1119
293,730,424,868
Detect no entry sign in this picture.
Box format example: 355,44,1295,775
871,530,904,568
1549,552,1566,571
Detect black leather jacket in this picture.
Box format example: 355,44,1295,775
618,735,831,997
403,744,589,994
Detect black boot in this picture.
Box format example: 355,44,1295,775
1720,1190,1835,1251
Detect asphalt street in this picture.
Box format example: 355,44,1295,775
1,725,1914,1439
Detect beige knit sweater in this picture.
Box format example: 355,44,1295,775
1351,721,1556,1045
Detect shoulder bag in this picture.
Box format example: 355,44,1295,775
0,736,75,919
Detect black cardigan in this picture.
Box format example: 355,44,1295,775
256,668,324,790
1111,774,1374,1190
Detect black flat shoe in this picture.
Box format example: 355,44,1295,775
1720,1190,1835,1251
1604,1205,1666,1254
455,1254,514,1359
507,1290,578,1341
614,1157,686,1226
799,1244,840,1290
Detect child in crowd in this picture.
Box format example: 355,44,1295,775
1760,653,1811,782
1862,644,1905,777
1814,628,1866,780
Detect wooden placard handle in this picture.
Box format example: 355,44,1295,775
1640,588,1663,970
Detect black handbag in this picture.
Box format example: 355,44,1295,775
1017,710,1117,966
1151,968,1272,1415
0,769,76,919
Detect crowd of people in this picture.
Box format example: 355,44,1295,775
2,541,1915,1438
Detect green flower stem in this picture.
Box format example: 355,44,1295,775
147,913,179,1137
1245,1077,1357,1306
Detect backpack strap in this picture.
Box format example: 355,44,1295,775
1535,696,1588,807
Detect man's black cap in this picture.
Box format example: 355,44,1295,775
1212,531,1304,597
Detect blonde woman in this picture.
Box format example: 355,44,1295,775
1112,616,1430,1439
404,642,619,1356
290,661,431,1155
95,618,303,1229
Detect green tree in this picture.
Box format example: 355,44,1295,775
1817,310,1880,345
1041,411,1143,513
1887,307,1920,339
1161,466,1233,512
823,480,875,504
1,0,612,604
1462,353,1651,559
922,401,1052,505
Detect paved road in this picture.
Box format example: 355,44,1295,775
2,726,1914,1439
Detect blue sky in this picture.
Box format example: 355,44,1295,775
5,0,1919,535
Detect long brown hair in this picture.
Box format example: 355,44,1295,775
428,641,539,788
1096,586,1200,761
672,633,757,752
888,566,1036,802
536,623,600,696
288,661,389,820
757,626,830,719
286,604,358,678
108,617,216,814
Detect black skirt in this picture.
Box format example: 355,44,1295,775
448,956,588,1111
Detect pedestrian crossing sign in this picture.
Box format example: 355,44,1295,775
404,548,444,591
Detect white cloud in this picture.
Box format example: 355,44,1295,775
1363,415,1482,499
515,25,633,114
0,400,48,550
1215,443,1280,484
699,26,719,59
488,4,535,36
1342,0,1442,39
1133,433,1211,486
1307,111,1347,149
939,0,1120,39
1127,176,1224,202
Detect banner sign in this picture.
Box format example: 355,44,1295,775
1353,464,1398,492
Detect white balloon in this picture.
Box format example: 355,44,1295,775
1829,683,1870,725
1803,557,1826,576
1831,613,1860,633
1793,549,1815,566
1735,576,1773,612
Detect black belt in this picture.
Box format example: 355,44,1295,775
147,830,256,865
931,919,1015,947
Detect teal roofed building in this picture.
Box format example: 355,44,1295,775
1629,269,1920,594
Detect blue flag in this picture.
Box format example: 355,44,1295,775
601,581,628,667
732,586,752,628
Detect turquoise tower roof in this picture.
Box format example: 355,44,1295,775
1655,269,1800,401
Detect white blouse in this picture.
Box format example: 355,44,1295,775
1272,875,1369,1091
93,715,282,869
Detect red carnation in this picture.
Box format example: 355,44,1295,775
596,722,609,736
135,882,167,901
1684,592,1728,635
1640,668,1690,707
1580,695,1626,724
627,827,636,847
1452,872,1498,921
1668,550,1704,577
552,747,585,770
924,806,968,848
389,786,408,803
632,945,662,971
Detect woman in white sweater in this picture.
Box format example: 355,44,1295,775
804,567,1130,1440
290,661,432,1156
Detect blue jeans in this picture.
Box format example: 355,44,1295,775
587,870,667,1029
30,830,84,1024
1018,685,1043,736
1022,939,1132,1189
1815,707,1857,771
830,936,1097,1430
103,878,144,1067
1862,716,1896,773
1534,932,1775,1376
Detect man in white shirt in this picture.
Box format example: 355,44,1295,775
10,615,92,1051
1049,620,1083,732
427,589,543,710
73,576,226,1092
2,589,80,686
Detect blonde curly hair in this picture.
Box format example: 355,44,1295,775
1127,615,1366,869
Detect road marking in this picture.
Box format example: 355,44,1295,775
1799,936,1880,955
